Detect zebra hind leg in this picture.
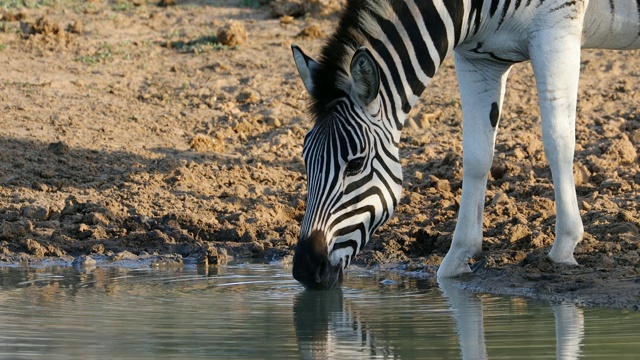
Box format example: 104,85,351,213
530,29,585,265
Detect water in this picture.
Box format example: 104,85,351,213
0,263,638,359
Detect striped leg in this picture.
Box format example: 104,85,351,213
437,54,513,278
530,29,584,265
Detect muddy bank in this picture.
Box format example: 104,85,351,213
0,1,638,309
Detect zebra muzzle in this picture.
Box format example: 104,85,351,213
292,230,344,290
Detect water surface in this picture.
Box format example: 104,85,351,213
0,263,637,359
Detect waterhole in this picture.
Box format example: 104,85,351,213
0,262,637,359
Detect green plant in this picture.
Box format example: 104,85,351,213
163,30,181,39
0,0,54,9
74,44,112,65
111,0,134,11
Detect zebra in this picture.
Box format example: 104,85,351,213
290,0,640,289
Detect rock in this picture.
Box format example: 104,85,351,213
206,244,230,265
22,205,49,221
512,250,527,262
270,0,306,17
279,15,294,24
490,165,506,180
72,255,97,268
492,192,510,205
151,255,183,267
265,116,281,127
31,181,49,192
600,178,625,190
23,238,47,257
573,163,591,186
579,199,592,211
236,89,260,104
190,134,223,152
630,129,640,146
67,20,83,34
111,250,138,261
22,16,63,36
296,24,324,39
509,224,531,243
82,212,109,226
3,220,31,238
234,184,249,198
217,21,247,47
429,175,451,192
197,252,209,266
605,135,637,165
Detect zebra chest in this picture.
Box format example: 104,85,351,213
455,38,530,64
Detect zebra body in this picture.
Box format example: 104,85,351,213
291,0,640,288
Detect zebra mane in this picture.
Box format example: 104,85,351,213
309,0,392,123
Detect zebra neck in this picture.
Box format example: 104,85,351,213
315,1,477,129
355,0,475,127
361,0,478,106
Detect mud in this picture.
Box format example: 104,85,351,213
0,0,638,309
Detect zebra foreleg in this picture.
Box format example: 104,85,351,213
437,55,513,278
530,29,584,265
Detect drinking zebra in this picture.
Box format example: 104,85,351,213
291,0,640,289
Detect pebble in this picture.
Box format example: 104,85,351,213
22,205,49,221
217,21,247,47
111,250,138,261
48,141,69,155
72,255,97,268
492,192,510,205
380,279,398,286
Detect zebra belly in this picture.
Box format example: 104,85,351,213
582,0,640,49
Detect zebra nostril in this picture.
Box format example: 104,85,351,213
315,260,329,283
293,230,345,289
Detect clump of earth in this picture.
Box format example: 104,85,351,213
0,0,638,309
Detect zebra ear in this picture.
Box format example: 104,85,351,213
292,44,321,96
350,47,380,106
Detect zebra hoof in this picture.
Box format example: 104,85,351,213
548,245,579,266
437,254,473,278
547,253,579,266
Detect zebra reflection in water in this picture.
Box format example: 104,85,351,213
293,282,584,359
438,279,585,360
294,290,395,359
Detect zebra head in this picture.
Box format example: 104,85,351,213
291,45,403,290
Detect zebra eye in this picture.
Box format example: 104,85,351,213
345,157,366,176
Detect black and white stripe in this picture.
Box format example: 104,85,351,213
292,0,640,288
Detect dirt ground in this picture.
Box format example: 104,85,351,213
0,0,638,310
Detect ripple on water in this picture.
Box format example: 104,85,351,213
0,263,638,359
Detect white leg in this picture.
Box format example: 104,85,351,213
552,303,584,360
438,54,513,278
438,278,488,360
530,29,584,265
